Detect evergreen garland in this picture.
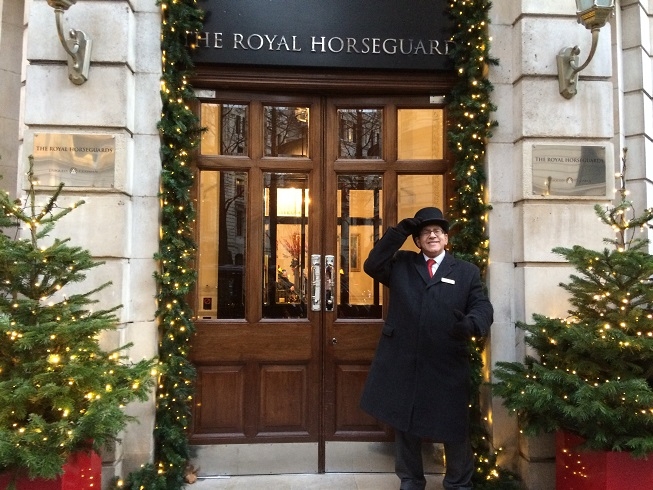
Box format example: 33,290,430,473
116,1,204,488
447,1,518,488
447,0,497,268
118,0,515,488
153,0,203,484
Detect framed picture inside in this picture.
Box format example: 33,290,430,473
350,234,360,271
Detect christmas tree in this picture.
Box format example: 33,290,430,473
493,149,653,456
0,157,157,480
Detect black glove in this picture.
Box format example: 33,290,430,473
451,309,476,341
395,217,421,237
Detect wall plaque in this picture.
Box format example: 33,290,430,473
32,133,116,188
532,145,607,197
190,0,454,71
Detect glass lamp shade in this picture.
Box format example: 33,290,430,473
575,0,615,30
47,0,77,10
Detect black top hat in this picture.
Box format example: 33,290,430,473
412,207,449,236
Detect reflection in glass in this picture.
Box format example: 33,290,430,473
264,106,310,157
200,103,248,156
263,173,309,319
337,175,383,319
397,174,444,252
197,171,247,319
397,109,444,160
338,109,382,159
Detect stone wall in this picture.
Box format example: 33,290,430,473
0,0,23,197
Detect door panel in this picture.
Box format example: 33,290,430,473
324,173,389,442
194,366,245,436
259,364,309,434
322,99,449,470
191,95,322,447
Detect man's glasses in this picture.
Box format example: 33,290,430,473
419,228,446,238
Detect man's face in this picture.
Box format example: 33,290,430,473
415,225,448,258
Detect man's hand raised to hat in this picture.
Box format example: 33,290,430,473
395,217,422,237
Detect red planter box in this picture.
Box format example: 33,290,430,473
556,430,653,490
0,450,101,490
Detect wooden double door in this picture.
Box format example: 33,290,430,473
189,91,449,474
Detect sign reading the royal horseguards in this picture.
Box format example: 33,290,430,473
191,0,454,71
32,133,116,188
532,145,608,197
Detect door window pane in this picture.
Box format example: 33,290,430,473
264,106,310,157
200,103,248,156
338,109,382,159
263,173,309,319
197,171,247,319
397,108,444,160
398,174,444,252
336,175,383,319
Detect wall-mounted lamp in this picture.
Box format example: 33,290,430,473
47,0,92,85
557,0,615,99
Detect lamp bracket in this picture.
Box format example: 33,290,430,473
557,28,600,99
53,7,92,84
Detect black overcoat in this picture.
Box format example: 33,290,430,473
359,226,493,442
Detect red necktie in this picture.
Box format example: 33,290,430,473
427,259,435,278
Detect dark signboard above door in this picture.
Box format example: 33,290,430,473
191,0,454,71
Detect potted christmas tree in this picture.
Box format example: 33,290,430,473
493,149,653,490
0,158,156,489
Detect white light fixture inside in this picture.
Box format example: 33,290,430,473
47,0,92,85
556,0,615,99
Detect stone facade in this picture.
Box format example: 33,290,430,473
1,1,651,488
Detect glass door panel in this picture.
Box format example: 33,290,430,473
397,174,445,252
264,106,310,157
197,170,248,319
336,174,383,319
337,109,382,159
263,172,310,319
200,103,248,156
397,108,444,160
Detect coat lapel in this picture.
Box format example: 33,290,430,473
433,253,455,281
413,253,431,283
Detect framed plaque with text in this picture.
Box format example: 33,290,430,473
532,145,607,197
32,133,116,188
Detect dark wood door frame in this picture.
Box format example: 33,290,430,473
193,65,458,96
